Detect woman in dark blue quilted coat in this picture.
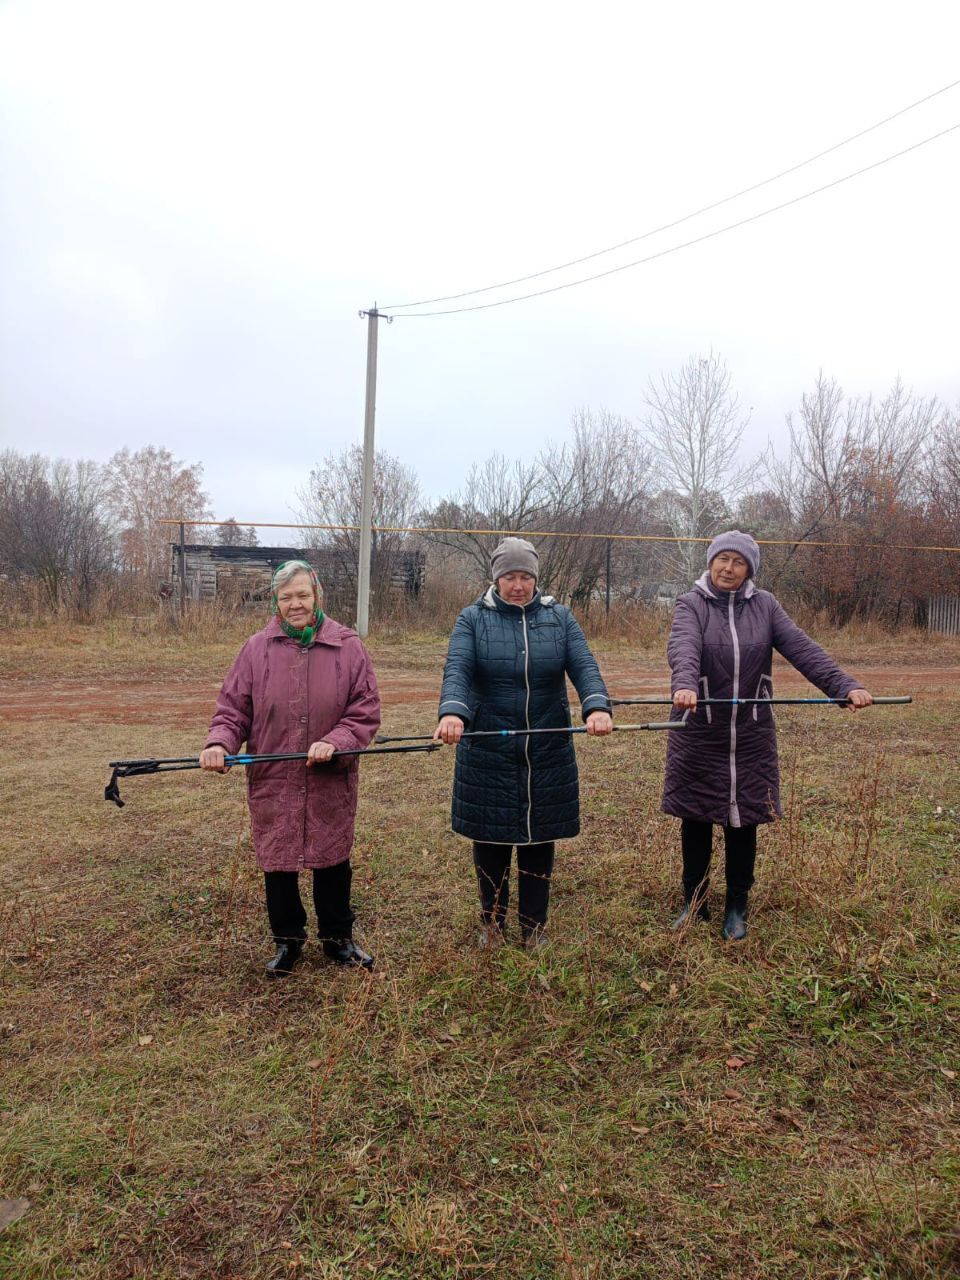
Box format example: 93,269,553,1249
663,530,873,941
435,537,613,947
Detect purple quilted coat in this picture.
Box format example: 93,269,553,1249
205,615,381,871
662,574,861,827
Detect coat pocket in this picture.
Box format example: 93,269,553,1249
462,702,483,746
527,616,564,657
752,674,773,721
248,792,287,843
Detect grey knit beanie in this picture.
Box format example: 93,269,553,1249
706,529,760,579
491,536,539,582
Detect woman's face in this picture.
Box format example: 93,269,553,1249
709,551,750,592
276,571,318,627
497,571,537,606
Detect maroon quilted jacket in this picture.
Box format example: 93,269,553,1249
206,615,381,870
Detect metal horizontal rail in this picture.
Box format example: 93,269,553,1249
158,519,960,555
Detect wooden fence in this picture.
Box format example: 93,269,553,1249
928,595,960,636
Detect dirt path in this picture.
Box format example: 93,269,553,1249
2,663,955,726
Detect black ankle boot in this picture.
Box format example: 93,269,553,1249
670,890,711,931
478,922,506,950
266,941,303,977
520,924,549,950
722,894,748,941
670,901,711,931
323,938,374,970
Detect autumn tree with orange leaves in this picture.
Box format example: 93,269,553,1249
104,446,212,582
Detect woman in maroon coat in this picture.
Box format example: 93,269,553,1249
200,561,381,976
663,531,872,940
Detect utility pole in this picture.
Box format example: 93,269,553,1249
356,306,388,638
178,521,186,610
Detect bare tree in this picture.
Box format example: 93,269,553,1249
763,375,941,621
0,451,115,615
296,445,420,606
764,375,848,524
424,411,653,604
104,446,212,582
923,401,960,519
421,454,544,588
642,352,752,581
217,518,259,547
537,408,652,607
929,404,960,523
759,374,863,591
923,404,960,601
766,375,934,531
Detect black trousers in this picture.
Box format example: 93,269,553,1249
264,861,355,944
473,842,555,935
680,819,757,903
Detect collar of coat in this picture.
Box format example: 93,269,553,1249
693,572,757,602
264,614,347,646
481,585,557,613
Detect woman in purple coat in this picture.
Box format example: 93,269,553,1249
200,561,381,977
663,531,872,940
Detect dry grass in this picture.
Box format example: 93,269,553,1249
0,623,957,1278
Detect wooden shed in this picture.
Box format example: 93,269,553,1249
169,544,425,604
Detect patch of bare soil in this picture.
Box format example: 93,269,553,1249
1,662,952,726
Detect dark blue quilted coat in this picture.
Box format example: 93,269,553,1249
439,587,611,844
662,574,861,828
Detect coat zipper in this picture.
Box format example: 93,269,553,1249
298,640,308,868
521,609,533,844
727,592,741,828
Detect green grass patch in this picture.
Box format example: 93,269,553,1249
0,627,957,1277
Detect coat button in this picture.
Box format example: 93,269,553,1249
300,717,307,723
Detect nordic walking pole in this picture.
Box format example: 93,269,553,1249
104,742,443,807
611,695,913,707
455,723,681,737
376,721,684,745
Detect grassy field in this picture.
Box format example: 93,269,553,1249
0,619,957,1278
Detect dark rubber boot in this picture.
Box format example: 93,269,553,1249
722,894,749,941
323,939,374,971
672,894,711,930
520,924,549,951
266,941,303,977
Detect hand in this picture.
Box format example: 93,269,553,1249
200,746,229,773
307,740,337,764
844,689,873,712
673,689,698,711
585,711,613,736
434,715,465,744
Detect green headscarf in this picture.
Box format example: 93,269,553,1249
271,560,325,646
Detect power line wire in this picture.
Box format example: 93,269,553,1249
383,76,960,312
383,121,960,317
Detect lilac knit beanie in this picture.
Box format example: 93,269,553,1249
706,530,760,579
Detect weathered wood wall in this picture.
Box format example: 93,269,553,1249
168,545,425,603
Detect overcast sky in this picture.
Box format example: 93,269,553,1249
1,0,958,527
